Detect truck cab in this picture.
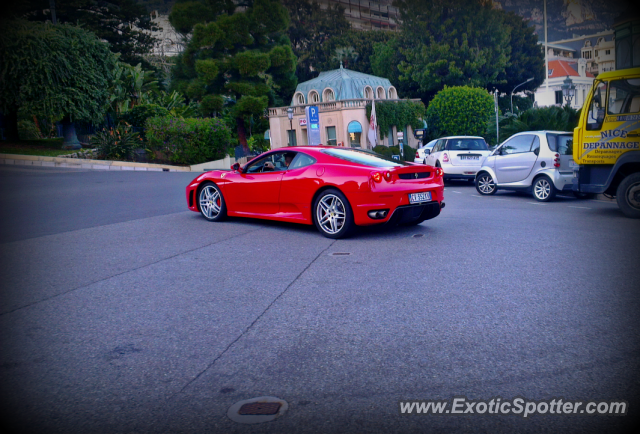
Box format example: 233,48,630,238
573,68,640,217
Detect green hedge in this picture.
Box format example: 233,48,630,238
366,100,425,139
145,116,231,165
119,104,170,128
426,86,493,140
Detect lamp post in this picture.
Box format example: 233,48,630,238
561,76,576,107
511,77,534,114
287,107,294,146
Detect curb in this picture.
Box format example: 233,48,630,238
0,153,191,172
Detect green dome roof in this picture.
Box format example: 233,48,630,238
291,64,394,105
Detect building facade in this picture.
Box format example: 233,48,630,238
534,59,595,109
268,65,420,150
316,0,400,31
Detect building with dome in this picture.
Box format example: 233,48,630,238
267,64,422,150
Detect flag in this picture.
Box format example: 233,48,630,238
367,99,377,149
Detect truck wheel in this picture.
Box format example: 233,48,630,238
616,173,640,218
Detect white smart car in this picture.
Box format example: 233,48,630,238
474,131,579,201
424,136,491,181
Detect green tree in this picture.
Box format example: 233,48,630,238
282,0,350,82
319,30,395,75
491,11,545,94
0,20,116,146
4,0,157,66
389,0,511,100
172,0,297,151
426,86,494,139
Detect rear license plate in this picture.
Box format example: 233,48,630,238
460,155,479,160
409,192,432,204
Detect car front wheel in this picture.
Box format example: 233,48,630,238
313,189,354,239
476,172,497,195
616,173,640,218
198,182,227,221
532,176,556,202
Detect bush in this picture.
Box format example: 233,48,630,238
487,105,580,145
18,119,42,140
91,124,141,160
426,86,494,140
119,104,170,128
145,116,232,165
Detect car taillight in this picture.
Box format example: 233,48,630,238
371,172,383,183
384,171,392,181
415,150,420,159
443,153,449,163
435,168,444,177
554,153,560,168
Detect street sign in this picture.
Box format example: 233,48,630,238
397,131,404,140
299,119,307,126
305,106,322,146
308,106,319,123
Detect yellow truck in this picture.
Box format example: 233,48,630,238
573,67,640,218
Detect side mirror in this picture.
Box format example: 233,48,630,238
231,162,240,171
424,149,431,155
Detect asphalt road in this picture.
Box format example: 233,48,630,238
1,165,639,433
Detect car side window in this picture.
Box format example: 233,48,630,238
530,136,540,153
501,135,534,155
289,152,316,169
245,153,286,173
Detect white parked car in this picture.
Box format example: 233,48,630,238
413,139,438,164
475,131,579,201
424,136,491,181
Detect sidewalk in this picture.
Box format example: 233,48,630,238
0,153,237,172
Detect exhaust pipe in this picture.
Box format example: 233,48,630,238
440,202,445,209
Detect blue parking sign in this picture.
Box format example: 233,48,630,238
308,106,319,123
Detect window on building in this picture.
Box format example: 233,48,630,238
309,91,319,103
326,126,337,146
605,49,611,55
295,93,305,105
376,87,385,99
364,86,373,99
388,87,397,99
555,90,563,105
347,121,362,147
287,130,297,146
323,89,334,102
595,50,599,56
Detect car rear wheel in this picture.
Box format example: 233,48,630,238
198,182,227,221
532,176,556,202
476,172,497,195
616,173,640,218
313,189,354,239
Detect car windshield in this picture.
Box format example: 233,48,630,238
445,138,489,151
321,148,408,167
547,133,573,155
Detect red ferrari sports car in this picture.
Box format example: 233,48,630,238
186,146,445,238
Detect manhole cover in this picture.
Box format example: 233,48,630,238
412,234,424,238
239,402,281,415
330,252,351,256
228,396,288,424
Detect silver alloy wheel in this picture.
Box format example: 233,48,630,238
316,194,346,235
534,178,551,200
199,185,221,219
477,174,495,194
